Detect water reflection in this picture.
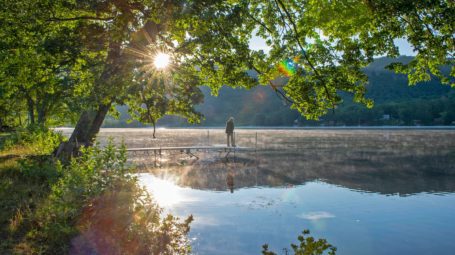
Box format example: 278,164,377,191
138,174,455,255
226,170,234,193
131,130,455,255
298,211,336,221
140,148,455,196
141,177,187,206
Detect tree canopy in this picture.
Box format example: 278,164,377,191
0,0,453,154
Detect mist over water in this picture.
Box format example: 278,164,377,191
92,128,455,255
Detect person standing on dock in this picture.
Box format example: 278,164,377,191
225,117,235,147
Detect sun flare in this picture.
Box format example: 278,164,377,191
140,176,185,207
153,52,170,69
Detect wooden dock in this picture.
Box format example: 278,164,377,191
126,145,254,159
126,146,252,152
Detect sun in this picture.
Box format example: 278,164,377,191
153,52,170,69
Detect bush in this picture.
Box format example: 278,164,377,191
27,141,192,254
262,230,336,255
70,181,193,255
1,126,64,155
18,156,62,185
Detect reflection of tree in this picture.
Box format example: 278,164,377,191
146,147,455,196
123,130,455,195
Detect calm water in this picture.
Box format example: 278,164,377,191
95,128,455,255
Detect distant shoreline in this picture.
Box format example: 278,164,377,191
55,126,455,131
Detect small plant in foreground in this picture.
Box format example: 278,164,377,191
262,230,336,255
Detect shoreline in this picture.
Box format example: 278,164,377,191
54,126,455,131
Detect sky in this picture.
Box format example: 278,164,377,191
249,36,416,56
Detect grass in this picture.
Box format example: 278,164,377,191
0,145,36,158
0,132,80,253
0,138,54,254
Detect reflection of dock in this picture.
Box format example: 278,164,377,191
126,146,254,159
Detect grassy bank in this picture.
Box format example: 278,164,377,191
0,129,59,253
0,129,192,254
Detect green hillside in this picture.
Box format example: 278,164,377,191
104,57,455,127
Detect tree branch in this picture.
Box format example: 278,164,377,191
274,0,334,109
244,8,274,35
46,16,115,22
269,80,294,105
251,63,294,105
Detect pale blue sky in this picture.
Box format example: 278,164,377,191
249,36,416,56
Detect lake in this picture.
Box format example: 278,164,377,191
87,128,455,255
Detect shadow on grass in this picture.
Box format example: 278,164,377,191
0,156,55,254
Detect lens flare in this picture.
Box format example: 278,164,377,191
277,59,296,77
154,52,170,69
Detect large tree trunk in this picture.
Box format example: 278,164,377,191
55,40,122,161
54,103,112,161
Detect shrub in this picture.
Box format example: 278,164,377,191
27,141,192,254
18,156,62,185
70,181,193,255
1,126,64,155
262,230,337,255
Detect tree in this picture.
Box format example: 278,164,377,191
1,0,453,159
53,0,258,159
51,0,164,158
126,69,203,138
365,0,454,86
0,0,102,127
244,0,453,119
128,75,169,138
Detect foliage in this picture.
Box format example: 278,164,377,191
70,180,193,255
0,0,100,126
126,69,204,137
245,0,454,119
1,134,193,254
1,0,453,151
262,230,336,255
0,158,56,254
366,0,454,86
25,141,193,254
18,156,63,186
0,126,65,155
106,57,455,127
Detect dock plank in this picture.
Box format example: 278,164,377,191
126,146,253,152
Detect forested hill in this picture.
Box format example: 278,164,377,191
362,56,451,103
103,57,455,127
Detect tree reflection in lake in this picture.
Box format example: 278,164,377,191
134,130,455,196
